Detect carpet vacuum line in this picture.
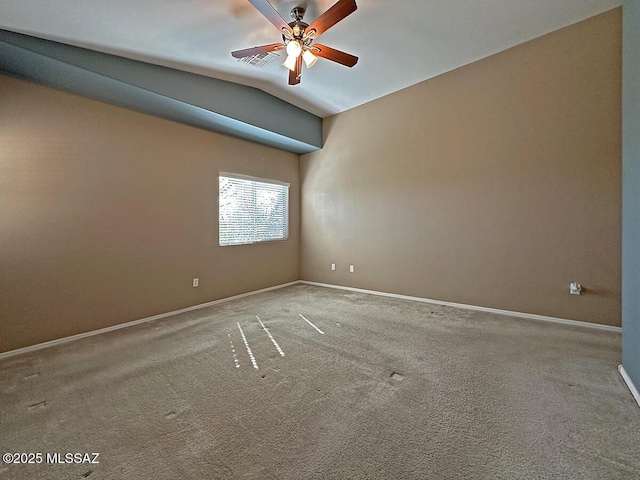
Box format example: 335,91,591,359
227,333,240,368
256,316,285,357
298,314,325,335
237,322,258,369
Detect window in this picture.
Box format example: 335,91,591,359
219,173,289,246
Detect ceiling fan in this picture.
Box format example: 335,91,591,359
231,0,358,86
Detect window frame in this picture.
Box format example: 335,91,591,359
218,172,290,247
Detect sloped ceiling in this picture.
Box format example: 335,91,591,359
0,0,622,118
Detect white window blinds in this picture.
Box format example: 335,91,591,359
219,173,290,246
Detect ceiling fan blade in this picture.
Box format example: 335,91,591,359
288,55,302,85
249,0,293,35
304,0,357,39
311,44,358,67
231,43,284,59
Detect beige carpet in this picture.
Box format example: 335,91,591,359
0,284,638,479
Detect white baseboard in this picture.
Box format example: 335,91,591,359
618,365,640,408
0,281,300,361
1,279,622,361
299,281,622,333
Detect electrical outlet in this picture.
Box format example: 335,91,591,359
349,265,354,273
331,263,336,271
193,278,199,287
569,282,581,295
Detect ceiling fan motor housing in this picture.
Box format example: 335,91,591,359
290,7,305,21
284,7,312,43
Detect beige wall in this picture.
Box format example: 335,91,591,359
0,8,623,354
0,75,300,352
301,9,622,326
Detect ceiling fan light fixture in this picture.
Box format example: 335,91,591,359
283,54,298,71
285,40,302,58
302,49,317,68
231,0,359,86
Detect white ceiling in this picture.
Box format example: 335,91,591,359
0,0,621,117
